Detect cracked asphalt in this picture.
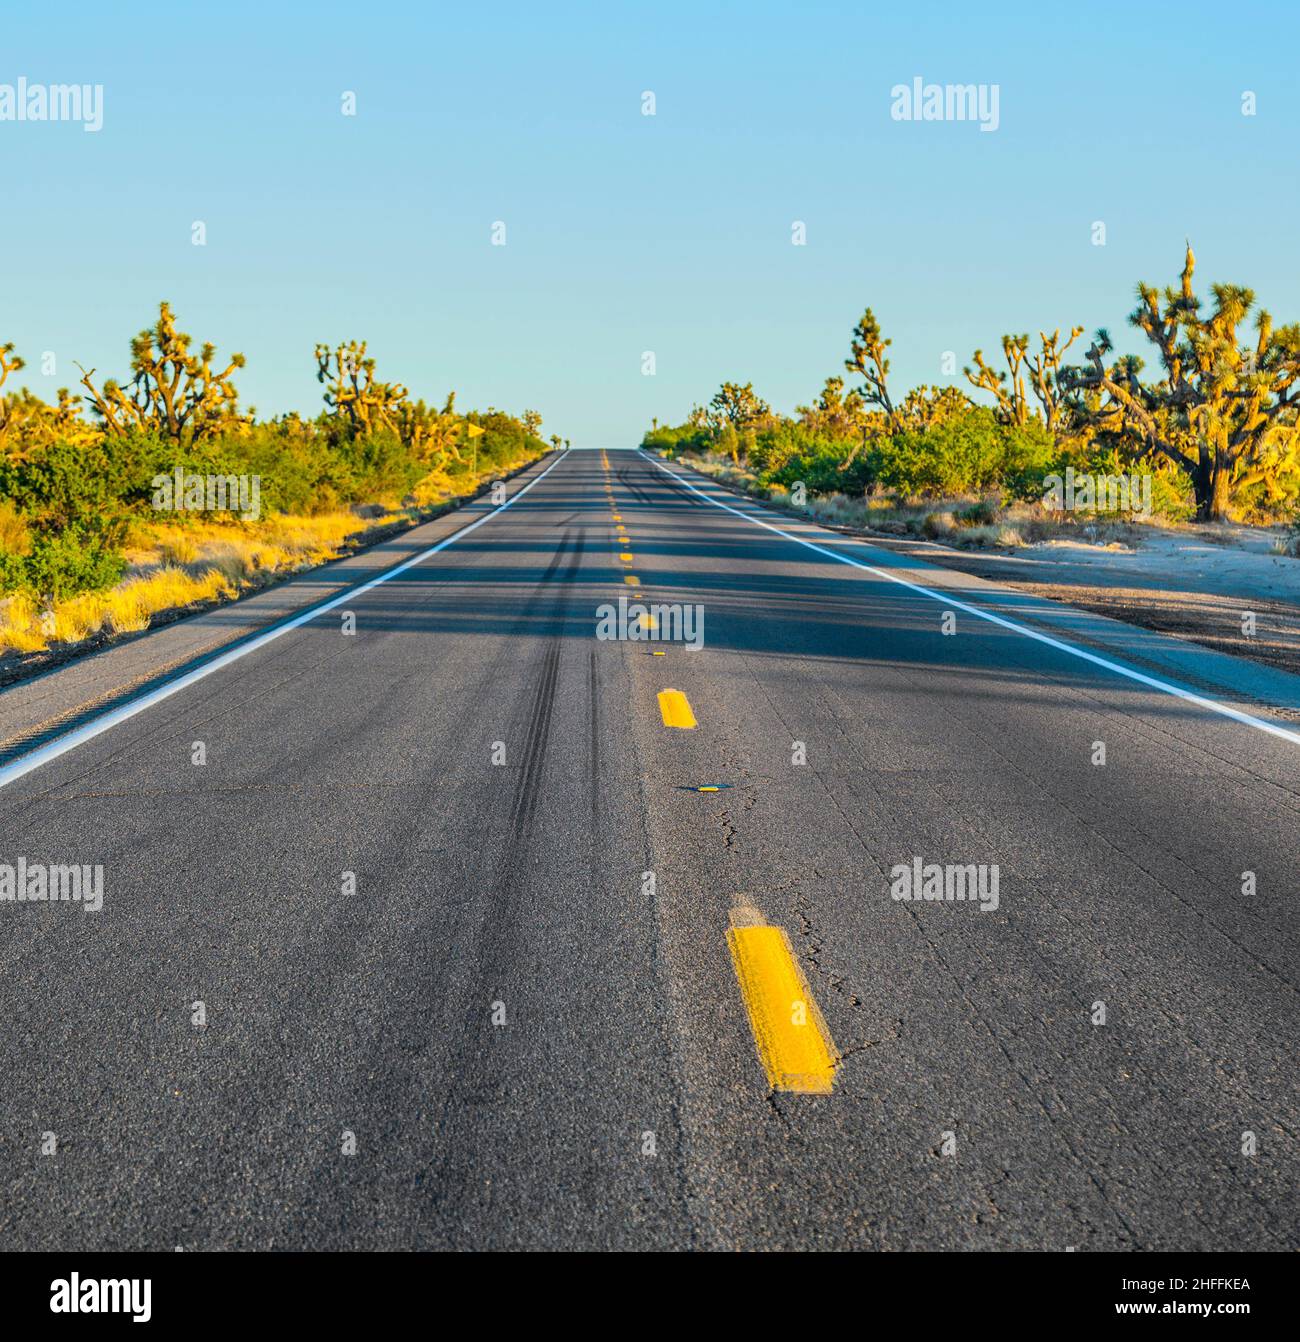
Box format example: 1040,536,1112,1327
0,447,1297,1250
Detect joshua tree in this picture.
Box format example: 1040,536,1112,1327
966,335,1031,426
793,376,869,439
1,354,100,460
79,301,247,442
315,339,408,436
396,391,463,467
845,308,896,428
897,384,972,430
707,381,770,432
1059,245,1300,520
1028,327,1085,432
0,341,27,448
966,328,1084,431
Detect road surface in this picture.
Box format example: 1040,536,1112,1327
1,448,1296,1250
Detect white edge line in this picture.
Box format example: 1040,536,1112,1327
0,454,567,792
639,450,1300,749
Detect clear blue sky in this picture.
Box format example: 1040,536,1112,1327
3,0,1296,446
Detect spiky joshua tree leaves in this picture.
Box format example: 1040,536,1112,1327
708,381,770,431
79,301,247,443
796,376,868,438
845,308,896,428
315,339,409,437
396,391,465,469
965,328,1084,431
1059,245,1300,520
0,342,98,461
0,341,27,449
707,381,771,460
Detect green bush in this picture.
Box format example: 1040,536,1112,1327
650,407,1061,504
0,525,127,601
870,409,1054,499
754,426,875,495
641,424,712,458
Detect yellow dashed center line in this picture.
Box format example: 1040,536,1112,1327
656,688,697,729
624,574,640,587
727,907,839,1094
619,552,634,563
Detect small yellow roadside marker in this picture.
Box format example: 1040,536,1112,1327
619,552,634,563
727,905,839,1095
612,514,622,521
652,650,666,656
624,575,640,587
657,688,697,729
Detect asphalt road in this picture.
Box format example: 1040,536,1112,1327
1,447,1296,1251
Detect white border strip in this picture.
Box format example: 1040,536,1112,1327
640,450,1300,749
0,454,566,793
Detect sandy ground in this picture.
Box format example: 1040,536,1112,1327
853,523,1300,677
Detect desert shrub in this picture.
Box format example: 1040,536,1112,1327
921,511,956,539
642,423,712,458
0,438,131,533
872,408,1055,499
0,525,127,600
759,429,875,496
954,499,1000,527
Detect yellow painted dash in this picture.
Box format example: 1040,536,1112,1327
624,575,640,587
727,910,839,1094
619,552,634,563
657,688,697,729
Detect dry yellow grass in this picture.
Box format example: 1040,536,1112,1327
0,568,239,654
0,500,32,556
1,510,376,656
